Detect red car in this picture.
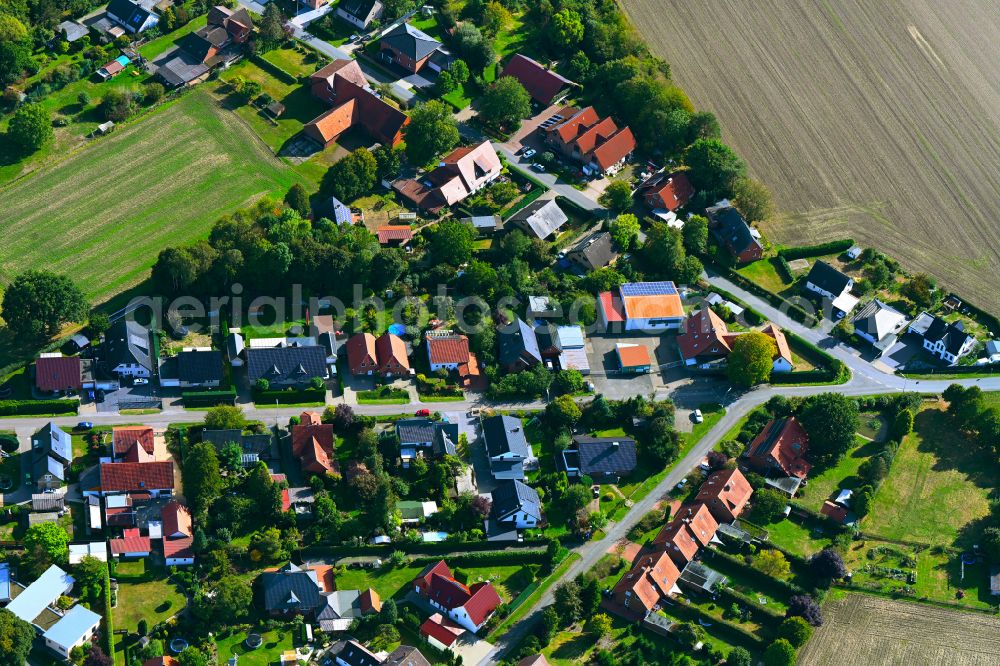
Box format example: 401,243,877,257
415,409,431,417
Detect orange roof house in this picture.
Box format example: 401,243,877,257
616,344,652,372
376,225,413,245
375,333,410,377
346,333,377,376
695,468,753,523
543,105,635,174
743,417,811,479
609,550,681,620
600,282,685,333
641,171,695,212
653,504,718,568
162,501,192,538
291,412,338,476
678,310,794,370
305,59,409,148
113,427,155,460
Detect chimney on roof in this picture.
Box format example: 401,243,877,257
612,441,620,448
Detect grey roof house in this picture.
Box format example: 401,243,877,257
106,0,158,33
335,0,383,29
101,319,153,378
396,418,459,467
499,318,542,372
706,201,764,264
566,231,618,271
507,198,568,239
202,429,272,455
487,479,542,540
851,300,908,352
31,423,72,492
245,345,328,386
482,415,533,481
561,435,637,482
177,349,224,387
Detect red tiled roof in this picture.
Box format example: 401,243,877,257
305,72,408,147
646,172,694,212
163,535,194,560
695,468,753,520
375,332,410,374
415,560,452,591
499,54,573,105
420,613,463,646
590,127,636,172
359,588,382,614
113,427,155,456
671,503,719,546
377,225,413,244
311,58,368,90
427,334,470,365
464,582,503,627
346,333,377,375
281,488,291,512
110,528,151,554
550,106,599,144
572,116,618,155
616,344,651,369
747,417,812,478
762,323,793,366
291,422,337,475
35,356,82,392
598,291,625,323
821,501,849,523
123,442,154,463
99,461,174,493
653,519,700,565
678,308,732,360
162,501,192,537
611,550,681,616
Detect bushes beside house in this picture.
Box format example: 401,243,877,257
252,387,326,404
777,240,855,261
181,389,237,407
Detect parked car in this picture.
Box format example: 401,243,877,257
675,477,688,491
134,378,149,386
692,409,704,423
591,485,600,498
522,148,537,159
530,163,545,172
76,422,94,430
415,408,431,417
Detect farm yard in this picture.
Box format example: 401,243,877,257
799,593,1000,665
0,89,307,301
621,0,1000,315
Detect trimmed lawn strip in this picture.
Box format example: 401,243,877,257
490,552,580,638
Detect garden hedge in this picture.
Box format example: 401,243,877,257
716,585,785,622
777,239,855,261
0,399,78,416
704,547,808,597
249,54,298,84
252,388,325,404
774,255,795,283
670,599,768,647
181,389,237,407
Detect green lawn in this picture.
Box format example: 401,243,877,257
735,257,792,294
112,566,187,633
862,406,992,547
765,516,832,558
334,564,531,603
796,435,877,513
215,629,296,666
0,89,308,301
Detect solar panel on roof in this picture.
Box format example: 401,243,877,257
620,282,678,297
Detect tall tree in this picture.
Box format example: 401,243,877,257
0,609,36,666
598,180,633,213
682,215,709,255
609,213,640,251
7,104,53,153
685,138,747,195
1,270,88,339
798,393,859,466
203,405,245,430
324,148,377,203
284,184,310,217
183,443,223,516
728,331,777,387
24,522,70,573
548,8,584,51
403,101,459,165
478,76,531,129
428,219,475,266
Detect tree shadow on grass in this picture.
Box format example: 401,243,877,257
551,633,591,661
913,409,993,487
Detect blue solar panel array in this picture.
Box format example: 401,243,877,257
620,281,678,297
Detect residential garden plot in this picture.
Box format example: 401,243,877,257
800,593,1000,666
0,90,306,300
333,563,533,603
215,628,296,666
863,406,992,547
795,435,878,513
839,539,992,611
112,561,187,633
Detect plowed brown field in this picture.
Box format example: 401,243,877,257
621,0,1000,313
798,593,1000,665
